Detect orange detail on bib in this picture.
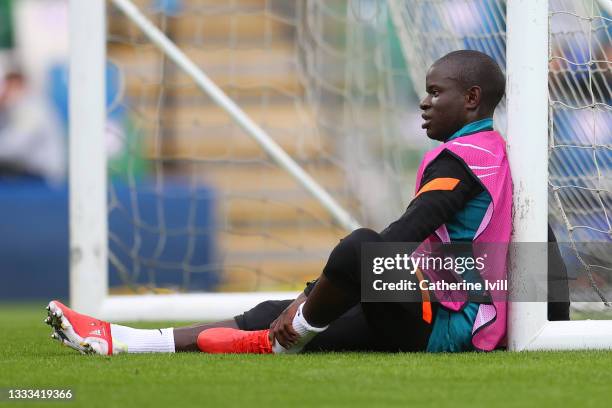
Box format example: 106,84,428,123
415,177,460,198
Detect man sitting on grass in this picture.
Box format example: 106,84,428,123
45,50,566,355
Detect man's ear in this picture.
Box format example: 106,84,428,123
465,86,482,110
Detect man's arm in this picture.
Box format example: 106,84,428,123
380,150,484,242
269,292,305,346
299,151,483,294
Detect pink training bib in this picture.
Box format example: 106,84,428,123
414,130,513,351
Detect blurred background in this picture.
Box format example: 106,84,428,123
0,0,610,319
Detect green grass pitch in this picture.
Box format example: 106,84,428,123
2,303,612,408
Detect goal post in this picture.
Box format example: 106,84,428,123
506,0,612,350
69,0,107,317
505,0,550,350
70,0,612,349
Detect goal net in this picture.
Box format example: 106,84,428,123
72,0,611,327
101,0,425,300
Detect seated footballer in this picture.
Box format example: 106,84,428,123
46,50,517,354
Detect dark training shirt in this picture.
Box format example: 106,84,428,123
380,150,484,243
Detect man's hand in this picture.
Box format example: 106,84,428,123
269,293,306,348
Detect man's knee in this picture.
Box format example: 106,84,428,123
322,228,382,291
334,228,383,264
344,228,383,246
234,299,294,330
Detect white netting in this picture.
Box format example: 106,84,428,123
105,0,423,293
549,0,612,313
106,0,611,316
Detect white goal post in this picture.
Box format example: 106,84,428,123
506,0,612,350
69,0,612,349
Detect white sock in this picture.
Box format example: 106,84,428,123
110,324,175,354
272,302,328,354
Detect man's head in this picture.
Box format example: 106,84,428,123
0,70,26,108
420,50,505,141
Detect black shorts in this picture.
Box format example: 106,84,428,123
234,299,434,352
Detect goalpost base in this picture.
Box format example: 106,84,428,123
519,320,612,351
98,295,612,351
96,292,300,322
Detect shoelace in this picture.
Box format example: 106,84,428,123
235,330,271,354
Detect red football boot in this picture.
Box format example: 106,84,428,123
45,300,115,355
197,328,272,354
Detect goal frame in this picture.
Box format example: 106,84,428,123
70,0,612,348
505,0,612,350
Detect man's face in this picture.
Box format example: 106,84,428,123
0,75,25,108
420,64,468,142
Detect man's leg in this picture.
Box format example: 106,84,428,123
277,227,435,353
46,300,175,355
196,227,431,354
302,228,381,326
233,299,375,352
301,228,432,352
196,228,387,353
45,300,282,355
173,320,238,352
265,228,390,353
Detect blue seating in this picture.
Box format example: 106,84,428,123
0,180,217,300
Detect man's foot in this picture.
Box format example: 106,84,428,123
197,328,272,354
44,300,115,355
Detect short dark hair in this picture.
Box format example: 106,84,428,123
4,71,24,82
433,50,505,112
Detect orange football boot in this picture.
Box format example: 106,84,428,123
197,328,272,354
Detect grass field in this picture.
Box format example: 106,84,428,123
2,303,612,408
